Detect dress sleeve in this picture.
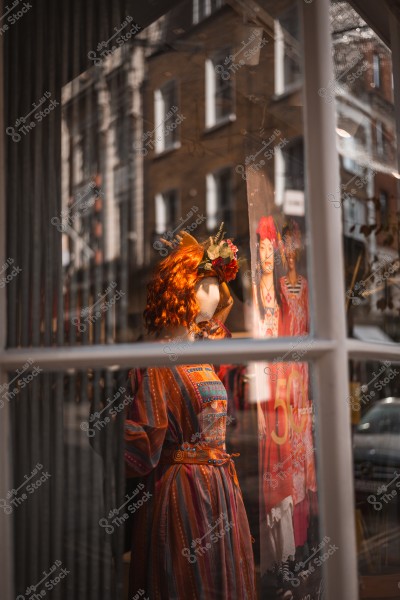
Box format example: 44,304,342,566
208,317,232,339
124,367,168,478
303,277,310,333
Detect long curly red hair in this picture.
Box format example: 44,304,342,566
144,244,205,334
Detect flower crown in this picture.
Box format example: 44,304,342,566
198,223,239,283
160,222,239,283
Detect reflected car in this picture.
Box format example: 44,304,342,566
353,398,400,500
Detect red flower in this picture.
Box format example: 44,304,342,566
212,257,223,267
223,260,239,282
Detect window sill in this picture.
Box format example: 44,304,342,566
271,82,302,102
204,114,236,135
153,141,181,159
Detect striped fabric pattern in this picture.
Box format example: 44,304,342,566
124,365,256,599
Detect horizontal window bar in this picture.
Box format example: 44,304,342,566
0,338,337,371
346,339,400,362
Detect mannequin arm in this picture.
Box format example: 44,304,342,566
213,281,233,324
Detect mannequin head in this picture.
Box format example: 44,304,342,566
259,237,274,275
255,216,282,313
282,219,302,272
143,244,213,334
144,226,238,335
284,233,296,271
194,277,220,322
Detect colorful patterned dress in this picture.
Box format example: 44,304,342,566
124,363,256,600
253,284,295,573
280,274,317,548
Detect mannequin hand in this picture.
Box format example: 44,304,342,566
213,282,233,324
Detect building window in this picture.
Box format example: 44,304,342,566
340,135,365,177
205,54,234,128
193,0,222,25
154,81,179,154
343,197,366,239
274,5,301,95
155,189,179,235
372,53,381,88
376,120,384,157
379,190,389,227
283,138,304,190
206,167,233,232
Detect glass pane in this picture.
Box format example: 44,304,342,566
4,0,321,598
349,358,400,598
328,0,400,343
5,0,314,350
3,359,322,599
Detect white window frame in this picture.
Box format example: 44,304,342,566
153,81,179,154
1,3,400,600
205,55,235,129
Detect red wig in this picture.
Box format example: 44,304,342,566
256,216,278,246
144,244,205,334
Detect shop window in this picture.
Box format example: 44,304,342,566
154,81,179,154
206,167,233,232
205,52,235,128
6,0,400,598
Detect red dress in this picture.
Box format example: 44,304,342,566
280,274,317,548
253,286,295,573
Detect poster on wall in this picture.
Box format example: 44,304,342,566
245,163,321,598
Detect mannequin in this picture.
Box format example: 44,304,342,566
280,221,317,555
254,216,295,600
194,277,220,322
124,227,256,600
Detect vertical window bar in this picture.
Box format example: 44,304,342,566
5,4,19,350
96,2,110,597
65,371,77,598
46,0,65,579
300,1,357,599
91,369,104,600
57,2,72,599
0,0,14,595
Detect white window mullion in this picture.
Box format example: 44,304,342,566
300,1,357,599
0,338,337,371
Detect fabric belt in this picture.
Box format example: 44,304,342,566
159,444,240,487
